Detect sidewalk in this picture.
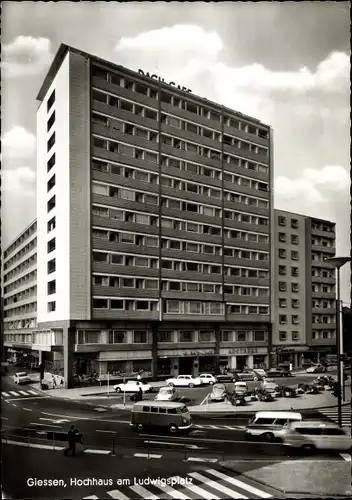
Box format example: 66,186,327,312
220,459,352,497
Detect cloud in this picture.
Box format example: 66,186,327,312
274,165,350,216
114,25,349,121
2,36,52,77
2,126,36,159
2,166,36,195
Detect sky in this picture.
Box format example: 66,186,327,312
1,1,351,303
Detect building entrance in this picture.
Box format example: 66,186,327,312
179,357,194,375
236,355,247,371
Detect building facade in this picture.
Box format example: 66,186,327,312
33,44,274,385
2,220,39,365
273,211,336,367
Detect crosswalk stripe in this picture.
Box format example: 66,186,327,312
340,454,351,462
2,392,10,397
9,391,19,396
84,449,111,455
129,484,159,499
183,482,220,500
224,425,235,430
107,489,130,499
83,496,99,499
19,390,29,396
155,482,191,499
188,472,247,499
207,469,272,498
28,390,38,395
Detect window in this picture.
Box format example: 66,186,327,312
292,299,300,308
134,331,147,343
279,315,287,324
135,214,149,225
47,238,56,253
47,153,55,172
292,315,299,325
93,251,108,263
278,216,286,226
292,331,300,341
292,283,299,293
291,235,299,245
167,301,180,313
47,90,55,112
291,251,299,260
47,196,56,212
47,280,56,295
47,111,55,132
47,133,55,152
279,266,287,276
93,183,108,196
47,301,56,312
291,267,299,277
291,219,299,229
47,217,55,233
188,302,202,314
221,331,233,342
279,331,287,341
110,300,123,309
179,331,192,342
199,331,214,342
47,175,55,192
278,232,286,243
279,249,287,259
158,331,173,343
108,331,126,344
279,298,287,308
93,298,108,309
47,259,56,274
237,331,246,342
254,330,265,341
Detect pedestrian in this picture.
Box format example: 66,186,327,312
64,425,76,456
75,428,84,454
52,374,56,388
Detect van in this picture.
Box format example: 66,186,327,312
283,420,352,453
246,411,302,441
130,401,192,434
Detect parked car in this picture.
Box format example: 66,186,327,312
198,373,217,385
237,372,263,382
262,378,279,394
283,421,352,453
155,386,179,401
267,368,292,378
214,372,236,382
114,380,152,393
306,364,327,373
210,383,227,401
234,381,250,396
252,369,267,379
166,375,202,388
13,372,31,384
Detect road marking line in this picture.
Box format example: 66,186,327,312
83,496,99,500
224,425,235,429
94,407,108,412
12,404,18,407
189,471,248,499
207,469,273,498
96,430,116,433
209,425,220,429
19,390,30,396
28,390,39,395
29,422,62,428
155,482,191,499
340,453,351,461
84,449,111,455
23,408,32,411
185,457,218,463
134,453,162,459
107,489,130,500
130,484,159,499
1,417,9,420
2,392,10,397
1,439,65,451
6,396,49,401
194,425,206,428
183,482,220,500
9,391,19,396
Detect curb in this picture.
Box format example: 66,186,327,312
219,463,350,498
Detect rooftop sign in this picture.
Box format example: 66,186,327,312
138,69,192,93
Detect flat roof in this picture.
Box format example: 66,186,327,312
3,218,37,254
37,43,270,128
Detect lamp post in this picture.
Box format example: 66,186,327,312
324,256,351,427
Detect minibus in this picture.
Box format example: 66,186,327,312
130,401,192,434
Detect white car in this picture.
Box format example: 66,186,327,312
166,375,202,388
283,420,352,453
13,372,31,384
113,380,152,393
198,373,217,385
154,386,179,401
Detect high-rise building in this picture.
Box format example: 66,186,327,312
6,44,274,386
273,210,336,367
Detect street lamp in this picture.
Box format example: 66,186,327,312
324,256,351,427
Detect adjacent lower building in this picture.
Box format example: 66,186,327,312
273,211,337,367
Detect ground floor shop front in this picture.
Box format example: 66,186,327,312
273,345,336,368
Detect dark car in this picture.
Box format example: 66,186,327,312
215,372,236,382
267,368,292,378
237,372,263,382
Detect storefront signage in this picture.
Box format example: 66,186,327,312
228,348,259,355
182,350,214,357
138,69,192,93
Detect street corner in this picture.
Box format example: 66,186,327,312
238,459,352,497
